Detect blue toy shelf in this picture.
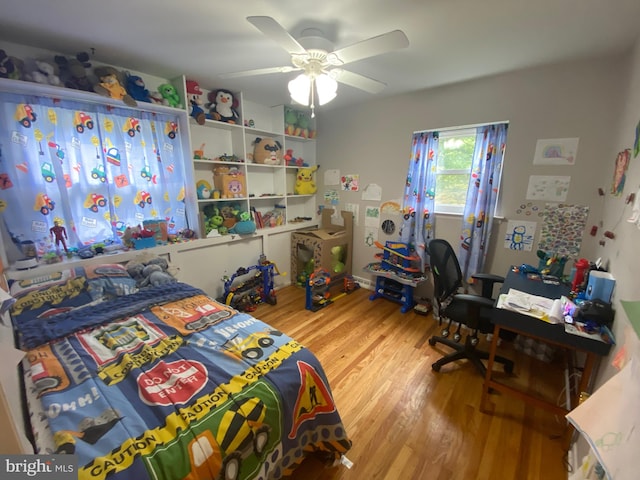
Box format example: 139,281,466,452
365,241,427,313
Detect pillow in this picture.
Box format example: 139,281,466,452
9,268,94,324
83,264,138,301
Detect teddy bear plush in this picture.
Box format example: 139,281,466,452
54,52,93,91
25,59,62,86
157,83,182,108
252,137,283,165
93,66,137,107
294,165,319,195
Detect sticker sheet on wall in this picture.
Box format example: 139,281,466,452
538,203,589,257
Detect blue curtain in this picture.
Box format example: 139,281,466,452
457,123,508,282
400,131,438,270
0,92,189,259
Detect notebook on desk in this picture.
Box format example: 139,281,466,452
496,288,565,323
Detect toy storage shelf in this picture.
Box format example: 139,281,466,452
184,80,317,238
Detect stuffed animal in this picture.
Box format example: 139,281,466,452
196,180,212,199
125,73,151,103
0,50,16,79
206,89,239,124
158,83,182,108
228,211,256,235
148,91,168,105
295,111,311,138
186,79,206,125
93,66,137,107
54,52,93,91
25,59,62,86
294,165,319,195
252,137,283,165
126,256,177,287
284,107,298,135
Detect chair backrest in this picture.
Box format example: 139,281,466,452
428,239,463,304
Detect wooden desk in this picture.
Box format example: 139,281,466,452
480,269,612,445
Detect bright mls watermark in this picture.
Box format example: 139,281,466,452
1,455,77,479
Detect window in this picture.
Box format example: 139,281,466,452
434,128,476,214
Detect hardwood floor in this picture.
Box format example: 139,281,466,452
254,285,573,480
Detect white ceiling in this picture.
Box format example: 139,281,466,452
1,0,640,113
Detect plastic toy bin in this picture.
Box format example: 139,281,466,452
291,209,353,283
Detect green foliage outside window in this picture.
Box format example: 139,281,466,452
436,134,475,208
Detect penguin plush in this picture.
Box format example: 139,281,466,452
206,89,239,124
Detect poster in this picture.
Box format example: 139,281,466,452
341,174,359,191
537,203,589,256
344,203,359,226
526,175,571,201
503,220,536,251
533,137,579,165
611,149,630,196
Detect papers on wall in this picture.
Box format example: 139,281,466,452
324,169,340,186
533,138,579,165
362,183,382,201
344,203,359,226
503,220,536,251
496,288,564,323
566,358,640,480
341,174,359,191
365,206,380,227
526,175,571,201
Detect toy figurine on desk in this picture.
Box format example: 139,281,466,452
50,220,68,253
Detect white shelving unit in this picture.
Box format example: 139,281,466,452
185,85,318,236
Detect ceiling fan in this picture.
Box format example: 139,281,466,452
220,16,409,115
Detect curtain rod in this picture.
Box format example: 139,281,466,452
413,120,509,135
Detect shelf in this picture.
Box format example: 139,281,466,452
185,82,317,241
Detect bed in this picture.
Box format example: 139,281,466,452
8,262,351,480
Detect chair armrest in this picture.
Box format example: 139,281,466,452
471,273,505,298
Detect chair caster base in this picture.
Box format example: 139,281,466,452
432,363,441,372
428,337,437,346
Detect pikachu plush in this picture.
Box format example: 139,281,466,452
294,165,319,195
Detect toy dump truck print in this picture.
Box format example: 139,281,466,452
34,193,55,215
74,111,94,133
15,103,37,127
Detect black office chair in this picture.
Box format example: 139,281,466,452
427,238,514,376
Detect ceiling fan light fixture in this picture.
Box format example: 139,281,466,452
288,73,311,106
316,73,338,106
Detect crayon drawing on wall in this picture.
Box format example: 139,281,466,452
504,220,536,251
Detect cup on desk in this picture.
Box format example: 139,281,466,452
585,271,615,303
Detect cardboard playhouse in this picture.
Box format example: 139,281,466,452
291,209,353,284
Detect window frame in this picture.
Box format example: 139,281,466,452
434,127,477,215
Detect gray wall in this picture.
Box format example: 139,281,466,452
317,54,626,284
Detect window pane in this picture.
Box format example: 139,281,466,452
436,174,470,206
438,135,475,171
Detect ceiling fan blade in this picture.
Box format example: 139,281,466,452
219,66,301,79
331,69,387,94
247,16,308,55
328,30,409,65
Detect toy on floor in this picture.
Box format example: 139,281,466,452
220,256,282,312
305,270,360,311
